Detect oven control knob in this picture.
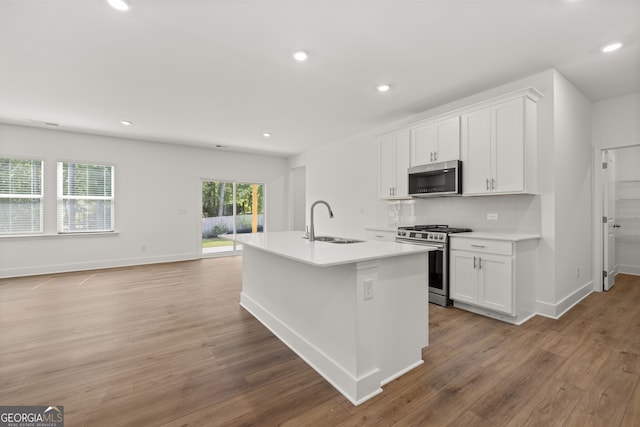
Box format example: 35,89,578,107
439,235,444,240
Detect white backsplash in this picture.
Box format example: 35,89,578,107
409,194,541,234
387,200,417,227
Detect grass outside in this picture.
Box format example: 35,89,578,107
202,237,234,248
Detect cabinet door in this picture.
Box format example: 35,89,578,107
410,123,437,166
435,116,461,162
394,130,411,197
379,135,396,198
449,250,478,305
478,253,513,314
493,99,524,193
461,108,492,195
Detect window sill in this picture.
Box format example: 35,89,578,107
0,231,120,239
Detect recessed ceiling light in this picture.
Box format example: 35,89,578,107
376,84,391,93
293,50,308,62
263,132,271,138
107,0,129,11
601,42,623,53
120,120,132,126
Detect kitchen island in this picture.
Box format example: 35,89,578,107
230,231,432,405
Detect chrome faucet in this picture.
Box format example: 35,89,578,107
309,200,334,241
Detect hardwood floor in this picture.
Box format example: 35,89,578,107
1,258,639,426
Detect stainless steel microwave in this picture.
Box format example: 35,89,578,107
408,160,462,197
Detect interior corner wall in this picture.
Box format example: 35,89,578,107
0,124,289,278
551,72,593,313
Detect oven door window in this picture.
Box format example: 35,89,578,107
428,249,444,292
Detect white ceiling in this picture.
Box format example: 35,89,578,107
1,0,639,157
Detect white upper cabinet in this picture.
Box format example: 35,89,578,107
461,90,539,196
410,116,460,166
379,130,411,199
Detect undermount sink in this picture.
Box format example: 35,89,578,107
313,236,365,244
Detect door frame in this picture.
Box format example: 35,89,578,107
593,144,640,292
601,150,616,290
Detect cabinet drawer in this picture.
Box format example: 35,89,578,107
449,237,513,256
365,230,396,242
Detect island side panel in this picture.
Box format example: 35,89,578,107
374,252,429,385
239,246,377,404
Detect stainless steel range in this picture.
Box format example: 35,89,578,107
396,224,472,306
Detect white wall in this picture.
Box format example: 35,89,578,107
0,124,289,277
551,72,593,311
592,93,640,149
289,130,382,239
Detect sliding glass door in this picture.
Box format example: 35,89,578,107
201,180,264,255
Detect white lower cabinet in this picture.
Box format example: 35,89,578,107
449,235,539,324
450,247,513,315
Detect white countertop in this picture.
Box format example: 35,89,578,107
229,231,433,267
452,231,541,242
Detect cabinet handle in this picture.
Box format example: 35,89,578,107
491,178,496,190
478,257,482,270
473,256,477,269
471,244,485,248
375,234,384,238
434,151,438,161
430,152,434,162
486,178,490,191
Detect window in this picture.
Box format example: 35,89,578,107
0,157,43,234
57,162,114,233
201,180,264,254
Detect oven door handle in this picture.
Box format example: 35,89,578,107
395,239,445,250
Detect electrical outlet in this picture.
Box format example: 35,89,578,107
487,213,498,221
364,279,374,300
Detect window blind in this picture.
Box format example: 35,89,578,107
0,158,44,234
57,162,114,233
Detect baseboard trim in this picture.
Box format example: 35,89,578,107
240,292,383,406
536,281,593,320
617,265,640,276
0,253,201,278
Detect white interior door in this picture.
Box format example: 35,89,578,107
602,150,617,291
